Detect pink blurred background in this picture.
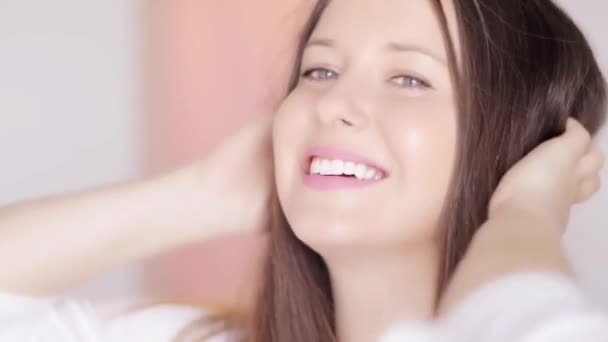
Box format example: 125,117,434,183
143,0,312,311
0,0,607,312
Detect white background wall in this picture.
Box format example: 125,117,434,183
0,0,606,306
553,0,608,309
0,0,143,297
0,0,142,204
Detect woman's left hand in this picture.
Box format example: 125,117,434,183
439,118,604,314
488,118,604,232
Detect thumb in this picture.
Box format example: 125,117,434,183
562,118,591,158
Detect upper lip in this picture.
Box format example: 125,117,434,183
302,145,390,176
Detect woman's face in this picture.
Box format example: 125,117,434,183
273,0,460,255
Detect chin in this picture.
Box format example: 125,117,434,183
291,222,365,251
293,228,401,259
289,212,427,249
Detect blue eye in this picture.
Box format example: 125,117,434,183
302,68,339,81
391,75,431,89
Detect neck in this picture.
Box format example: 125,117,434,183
327,246,439,342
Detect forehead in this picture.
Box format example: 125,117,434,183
309,0,458,60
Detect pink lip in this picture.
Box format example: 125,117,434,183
301,146,389,191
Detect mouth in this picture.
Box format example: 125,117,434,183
300,146,389,190
306,156,386,180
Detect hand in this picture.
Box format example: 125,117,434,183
488,118,604,232
438,119,603,316
188,113,274,236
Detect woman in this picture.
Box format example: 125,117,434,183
0,0,606,341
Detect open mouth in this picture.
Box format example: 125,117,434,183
306,156,387,181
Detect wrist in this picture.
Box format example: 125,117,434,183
487,202,563,236
150,166,221,243
472,205,569,274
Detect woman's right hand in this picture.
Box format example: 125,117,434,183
488,118,604,232
0,112,274,296
185,113,275,237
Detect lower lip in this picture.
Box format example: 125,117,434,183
302,173,384,190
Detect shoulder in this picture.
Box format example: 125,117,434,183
438,272,608,342
0,292,227,342
104,303,206,341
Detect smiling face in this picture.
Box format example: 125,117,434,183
272,0,459,256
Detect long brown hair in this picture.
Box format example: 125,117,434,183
232,1,607,341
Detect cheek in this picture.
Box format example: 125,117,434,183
381,98,457,178
395,118,455,180
381,98,458,219
272,91,314,145
272,94,312,197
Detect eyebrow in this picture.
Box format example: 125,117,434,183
386,42,447,65
306,38,447,65
306,38,334,49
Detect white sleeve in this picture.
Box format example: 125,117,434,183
0,292,213,342
0,292,103,342
379,321,435,342
438,272,608,342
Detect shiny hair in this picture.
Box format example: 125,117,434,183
245,1,606,341
182,0,607,341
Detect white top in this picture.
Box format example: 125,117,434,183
1,272,607,342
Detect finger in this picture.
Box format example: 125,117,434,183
578,144,605,179
576,176,601,203
564,118,592,157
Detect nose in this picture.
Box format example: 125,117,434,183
315,82,371,130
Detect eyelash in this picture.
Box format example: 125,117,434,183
390,75,431,89
301,68,338,81
301,67,432,89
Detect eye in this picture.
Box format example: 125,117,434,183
391,75,431,89
302,67,339,81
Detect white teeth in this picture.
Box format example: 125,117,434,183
344,162,356,175
309,157,384,180
354,164,367,180
364,168,376,180
320,159,332,175
330,160,344,175
310,158,321,175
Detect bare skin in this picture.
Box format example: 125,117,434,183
440,119,604,314
0,113,274,296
